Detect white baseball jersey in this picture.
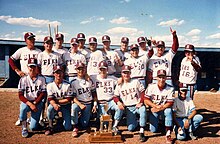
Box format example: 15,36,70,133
37,51,63,76
114,79,145,106
71,77,95,104
18,75,46,101
148,49,175,78
124,55,150,78
179,56,201,84
145,83,174,105
103,50,120,75
114,49,131,74
139,47,150,57
87,50,105,75
62,51,86,75
173,97,195,117
78,47,91,62
11,47,41,73
91,75,117,101
47,81,73,105
52,46,68,55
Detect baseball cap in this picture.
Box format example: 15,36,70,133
89,37,97,44
98,61,108,69
27,58,37,67
156,41,165,47
184,44,195,52
137,37,146,44
121,37,129,43
53,65,63,73
70,38,78,45
157,69,166,77
77,33,86,41
130,44,139,50
75,62,85,69
44,36,53,43
102,35,111,42
56,33,64,40
122,65,131,72
24,32,35,40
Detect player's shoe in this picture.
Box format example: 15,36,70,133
139,133,146,142
189,132,197,140
15,118,21,126
21,129,28,138
45,127,53,135
112,126,119,135
165,130,173,144
72,128,78,137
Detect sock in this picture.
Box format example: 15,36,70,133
140,127,144,133
21,121,27,130
113,120,119,127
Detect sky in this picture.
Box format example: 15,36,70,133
0,0,220,48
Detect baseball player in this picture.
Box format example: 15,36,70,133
113,65,147,142
52,33,69,55
18,58,46,138
37,36,63,84
62,38,86,82
114,37,131,77
87,37,105,75
71,62,97,137
179,44,201,99
77,33,90,62
173,86,203,141
45,65,74,135
90,60,123,134
124,44,153,88
144,69,174,144
137,36,154,57
147,27,179,86
8,32,42,126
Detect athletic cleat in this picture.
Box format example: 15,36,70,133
22,129,28,138
15,118,21,126
189,132,197,140
139,133,146,142
72,128,78,137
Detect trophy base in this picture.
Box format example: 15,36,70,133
89,132,123,143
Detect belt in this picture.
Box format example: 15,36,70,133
98,99,112,104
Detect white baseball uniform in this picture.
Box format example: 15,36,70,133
52,46,69,55
145,83,174,105
62,51,86,75
71,77,95,104
179,56,201,85
11,47,41,74
87,50,105,75
78,46,91,63
18,75,46,101
37,51,63,76
91,75,117,101
148,49,175,79
114,79,145,106
114,49,131,74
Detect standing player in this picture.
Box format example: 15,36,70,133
90,61,123,134
137,36,153,57
52,33,68,55
71,62,97,137
124,44,153,88
77,33,90,62
113,65,147,142
62,38,86,82
45,65,73,135
114,37,131,77
173,86,203,140
144,69,174,144
147,28,179,86
179,44,201,99
8,32,42,126
101,35,123,75
18,58,46,137
87,37,105,75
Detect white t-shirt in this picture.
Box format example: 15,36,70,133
18,75,46,101
173,97,195,117
11,47,41,73
114,79,145,106
145,83,174,105
179,56,201,84
148,49,175,78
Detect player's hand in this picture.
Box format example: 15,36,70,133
184,119,190,129
29,103,37,112
151,107,160,113
92,105,97,113
15,69,26,77
117,102,124,110
79,104,86,110
136,103,143,108
170,27,176,36
151,38,157,46
53,104,60,111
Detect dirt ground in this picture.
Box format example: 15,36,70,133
0,91,219,144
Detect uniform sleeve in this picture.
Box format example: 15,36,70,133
188,99,196,113
137,80,145,93
144,84,152,100
65,84,74,99
166,88,175,103
11,48,22,61
172,98,178,112
40,76,47,92
47,84,54,99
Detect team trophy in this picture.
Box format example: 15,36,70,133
89,103,123,143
